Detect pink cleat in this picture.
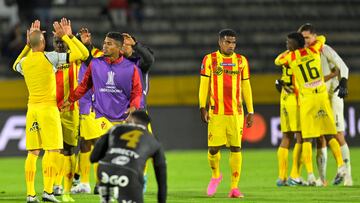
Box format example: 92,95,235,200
228,188,244,198
206,174,223,197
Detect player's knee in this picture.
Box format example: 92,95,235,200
324,135,335,143
230,146,241,152
80,139,92,153
335,133,346,146
63,143,75,155
208,147,220,155
28,149,40,156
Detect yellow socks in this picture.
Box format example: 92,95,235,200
25,153,38,196
229,152,242,189
277,147,288,180
43,151,57,193
208,151,221,179
302,142,313,174
63,154,76,193
54,152,64,186
93,162,99,183
290,143,302,178
328,138,344,167
79,151,91,183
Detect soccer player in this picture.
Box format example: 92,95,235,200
70,27,104,194
90,110,167,203
275,64,303,186
121,32,155,192
62,31,143,192
275,32,347,186
199,29,254,198
13,20,85,203
298,23,352,186
50,18,89,202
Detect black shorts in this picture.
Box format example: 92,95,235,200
98,163,144,203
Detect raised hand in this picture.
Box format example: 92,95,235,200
29,20,41,34
53,21,66,38
79,27,91,45
122,33,136,46
60,17,73,37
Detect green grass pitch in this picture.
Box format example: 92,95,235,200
0,148,360,203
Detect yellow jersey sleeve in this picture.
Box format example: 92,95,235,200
241,56,250,80
309,35,326,53
275,50,289,66
12,45,31,72
199,54,211,108
71,36,89,61
200,55,211,76
241,79,254,113
61,35,83,63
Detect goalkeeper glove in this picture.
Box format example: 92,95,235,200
334,77,348,98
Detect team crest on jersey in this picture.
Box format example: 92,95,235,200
101,121,107,129
29,121,40,132
214,67,223,75
106,71,116,86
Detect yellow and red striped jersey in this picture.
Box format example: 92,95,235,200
200,50,250,115
275,36,326,95
56,61,80,110
56,47,102,111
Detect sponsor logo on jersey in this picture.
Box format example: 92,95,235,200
100,172,129,187
220,62,235,67
109,148,140,159
111,155,130,166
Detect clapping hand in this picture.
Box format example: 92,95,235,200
53,21,66,38
60,17,73,38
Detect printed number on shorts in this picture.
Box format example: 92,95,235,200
298,59,320,82
120,130,142,148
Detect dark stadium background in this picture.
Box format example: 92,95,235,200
1,0,360,156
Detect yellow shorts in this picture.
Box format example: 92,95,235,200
280,91,301,133
96,117,124,137
208,114,244,147
26,104,63,150
80,111,102,140
60,109,79,146
299,91,337,139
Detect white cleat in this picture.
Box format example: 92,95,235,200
26,195,40,203
307,174,316,186
53,185,63,196
344,174,353,186
333,165,347,185
42,192,61,202
71,183,91,194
